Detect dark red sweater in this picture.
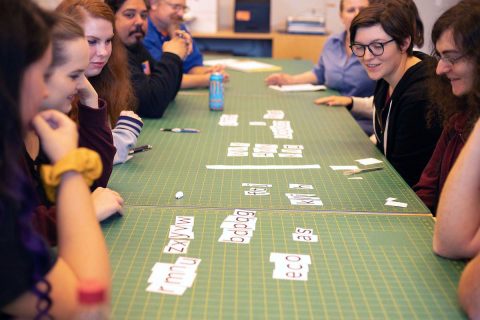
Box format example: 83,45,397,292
414,114,467,214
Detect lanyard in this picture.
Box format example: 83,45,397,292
373,99,393,155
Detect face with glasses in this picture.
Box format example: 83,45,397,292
114,0,148,47
352,24,409,84
151,0,188,32
435,28,474,97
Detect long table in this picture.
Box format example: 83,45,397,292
109,59,428,214
105,59,466,319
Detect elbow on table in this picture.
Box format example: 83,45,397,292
433,235,477,259
432,235,451,257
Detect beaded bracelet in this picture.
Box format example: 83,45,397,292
40,148,103,202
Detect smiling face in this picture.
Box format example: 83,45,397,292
340,0,369,32
150,0,187,32
114,0,148,47
435,28,475,97
41,38,89,113
20,45,52,129
82,15,113,77
353,24,409,86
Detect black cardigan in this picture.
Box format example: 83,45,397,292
373,51,442,186
127,44,183,118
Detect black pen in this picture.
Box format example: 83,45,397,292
128,144,152,155
160,128,200,133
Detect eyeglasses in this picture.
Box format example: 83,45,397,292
434,54,466,67
163,1,189,12
350,39,395,57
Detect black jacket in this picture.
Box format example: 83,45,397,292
373,51,441,186
126,43,183,118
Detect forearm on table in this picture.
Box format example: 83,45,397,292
181,73,209,88
351,96,374,118
56,171,110,282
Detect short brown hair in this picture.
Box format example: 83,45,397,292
350,1,416,56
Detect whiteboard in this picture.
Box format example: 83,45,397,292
186,0,218,33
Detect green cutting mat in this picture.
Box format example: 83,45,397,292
102,207,465,319
109,92,428,213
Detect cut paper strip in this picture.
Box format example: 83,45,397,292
269,84,327,92
355,158,383,166
206,164,321,170
289,184,314,189
385,201,408,208
330,165,359,171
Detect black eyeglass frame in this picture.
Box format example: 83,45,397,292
350,39,396,57
433,53,466,66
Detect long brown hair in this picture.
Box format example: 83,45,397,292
0,1,56,318
56,0,136,126
427,0,480,134
51,14,85,68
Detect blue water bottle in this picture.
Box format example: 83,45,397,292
209,72,224,111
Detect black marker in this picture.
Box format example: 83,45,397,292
160,128,200,133
128,144,152,155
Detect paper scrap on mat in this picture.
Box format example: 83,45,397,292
206,164,321,170
355,158,383,166
205,59,281,73
385,197,408,208
330,165,359,171
269,84,327,92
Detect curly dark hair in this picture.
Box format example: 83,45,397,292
0,0,56,318
105,0,150,13
427,0,480,134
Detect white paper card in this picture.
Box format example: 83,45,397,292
289,184,314,190
269,84,327,92
330,165,359,171
355,158,383,166
292,233,319,242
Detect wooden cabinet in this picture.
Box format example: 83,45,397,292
191,29,328,64
272,33,327,64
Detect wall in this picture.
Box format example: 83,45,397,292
35,0,461,52
215,0,460,52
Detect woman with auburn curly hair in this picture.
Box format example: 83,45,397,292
57,0,144,164
415,0,480,214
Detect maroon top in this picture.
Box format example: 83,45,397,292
414,114,467,214
77,99,116,189
31,99,115,246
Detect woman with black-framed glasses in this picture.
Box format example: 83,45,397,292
266,0,376,135
348,0,441,187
